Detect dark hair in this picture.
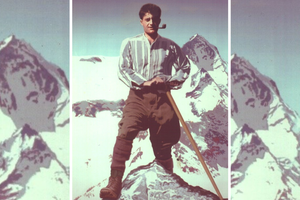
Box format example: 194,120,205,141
139,3,161,19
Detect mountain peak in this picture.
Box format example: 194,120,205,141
231,53,237,60
188,34,210,44
189,33,200,41
0,35,69,132
182,33,217,69
0,35,15,52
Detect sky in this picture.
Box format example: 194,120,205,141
72,0,228,62
0,0,69,79
232,0,300,115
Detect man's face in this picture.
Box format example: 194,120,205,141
140,12,161,35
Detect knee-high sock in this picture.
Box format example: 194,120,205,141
111,136,133,175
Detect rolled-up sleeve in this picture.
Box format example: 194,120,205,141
118,39,147,89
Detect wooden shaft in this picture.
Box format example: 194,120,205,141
166,91,223,200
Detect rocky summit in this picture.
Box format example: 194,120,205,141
76,161,221,200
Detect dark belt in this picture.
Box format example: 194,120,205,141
138,85,169,94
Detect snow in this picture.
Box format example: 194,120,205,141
120,161,221,200
40,124,70,167
231,153,284,200
189,34,199,41
257,128,298,160
0,131,22,183
173,144,228,197
71,111,120,198
291,114,300,134
20,161,69,200
72,56,129,103
0,109,17,141
0,35,13,52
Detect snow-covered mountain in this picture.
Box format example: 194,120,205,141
231,54,300,199
0,35,69,199
72,34,228,199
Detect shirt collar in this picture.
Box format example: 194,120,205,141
142,33,161,44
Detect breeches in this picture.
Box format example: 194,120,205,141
118,89,180,160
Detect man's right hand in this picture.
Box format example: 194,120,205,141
142,81,153,87
143,77,164,87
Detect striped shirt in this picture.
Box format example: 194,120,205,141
118,34,190,90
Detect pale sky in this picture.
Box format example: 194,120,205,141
72,0,228,62
232,0,300,115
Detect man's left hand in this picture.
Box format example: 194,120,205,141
151,77,164,85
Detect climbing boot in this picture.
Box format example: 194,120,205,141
100,170,123,199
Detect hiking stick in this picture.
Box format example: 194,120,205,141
166,91,224,200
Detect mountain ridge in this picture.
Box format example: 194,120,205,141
231,54,300,200
0,35,70,199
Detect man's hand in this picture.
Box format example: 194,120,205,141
142,80,153,87
143,77,164,87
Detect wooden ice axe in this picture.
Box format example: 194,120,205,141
166,91,224,200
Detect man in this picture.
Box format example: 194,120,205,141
100,3,190,199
